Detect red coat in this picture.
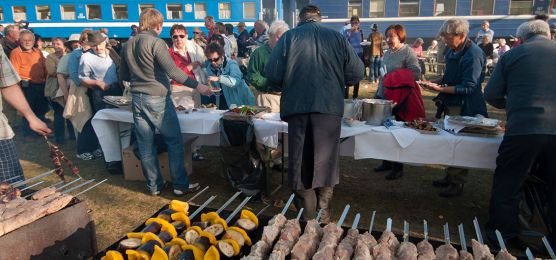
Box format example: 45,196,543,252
383,68,425,121
168,47,196,86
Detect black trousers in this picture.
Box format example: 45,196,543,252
486,134,556,243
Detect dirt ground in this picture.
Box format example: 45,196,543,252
16,81,514,255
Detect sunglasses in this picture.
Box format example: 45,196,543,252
172,35,186,39
208,56,221,63
193,32,201,34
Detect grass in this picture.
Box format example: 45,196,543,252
16,79,510,254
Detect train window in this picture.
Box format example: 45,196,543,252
36,5,51,20
194,3,207,19
435,0,456,16
113,4,128,20
399,0,420,16
87,5,102,20
0,7,3,21
370,0,385,17
471,0,494,15
243,2,256,19
219,3,231,19
348,0,363,17
167,4,182,19
13,6,27,21
139,4,155,14
510,0,532,14
61,5,76,20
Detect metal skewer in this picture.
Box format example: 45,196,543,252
216,191,242,214
13,170,55,187
316,208,324,222
495,230,507,252
55,177,82,191
473,217,484,245
424,220,429,241
542,236,556,259
61,179,96,194
74,179,108,197
403,220,409,243
525,248,535,260
256,205,271,217
20,180,45,191
280,193,295,216
4,175,21,183
23,180,65,199
337,204,351,227
458,224,467,252
386,218,392,232
190,196,217,219
296,208,304,221
352,213,361,230
225,196,252,223
444,223,451,245
187,186,209,203
369,211,376,232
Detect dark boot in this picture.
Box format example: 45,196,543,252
432,174,452,187
293,189,317,221
317,187,334,223
385,163,403,180
439,183,464,197
374,160,392,172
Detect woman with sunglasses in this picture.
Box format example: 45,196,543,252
204,43,255,109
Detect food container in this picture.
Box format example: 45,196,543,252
343,99,362,120
361,99,393,126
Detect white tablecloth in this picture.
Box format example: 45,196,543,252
92,109,502,170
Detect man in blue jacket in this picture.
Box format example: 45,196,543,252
266,5,364,222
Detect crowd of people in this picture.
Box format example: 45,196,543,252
0,4,555,251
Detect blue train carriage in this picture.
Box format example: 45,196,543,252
0,0,262,39
285,0,556,39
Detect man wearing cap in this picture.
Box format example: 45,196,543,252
120,8,211,196
0,44,51,183
236,22,249,57
67,34,81,50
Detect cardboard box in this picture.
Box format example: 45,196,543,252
122,136,197,181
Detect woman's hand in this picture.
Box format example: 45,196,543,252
208,76,220,82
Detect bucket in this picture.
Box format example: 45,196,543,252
361,99,393,126
343,99,362,120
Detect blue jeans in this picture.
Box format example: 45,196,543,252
21,82,49,137
51,101,75,143
371,56,383,82
131,93,188,193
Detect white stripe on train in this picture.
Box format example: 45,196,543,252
26,21,256,28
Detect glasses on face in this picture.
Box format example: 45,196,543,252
193,32,201,34
172,34,186,39
208,56,221,63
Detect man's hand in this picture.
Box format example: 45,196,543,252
28,116,52,136
96,80,108,91
208,76,220,82
196,83,212,96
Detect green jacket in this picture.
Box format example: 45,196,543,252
246,43,271,92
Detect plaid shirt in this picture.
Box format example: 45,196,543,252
0,45,21,139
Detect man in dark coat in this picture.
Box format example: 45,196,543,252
266,5,364,222
484,20,556,249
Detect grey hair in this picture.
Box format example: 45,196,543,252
482,20,490,26
4,24,18,36
438,18,469,37
19,29,35,40
255,20,269,31
268,20,289,36
516,20,550,40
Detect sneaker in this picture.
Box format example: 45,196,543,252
439,183,464,197
173,183,200,196
192,152,206,161
93,149,104,158
151,190,161,196
76,152,94,161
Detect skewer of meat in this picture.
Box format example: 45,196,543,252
494,230,516,260
396,221,418,260
458,223,473,260
335,212,361,259
353,210,378,260
290,209,324,260
371,218,400,259
244,194,295,259
471,217,495,260
436,223,459,260
542,236,556,259
313,204,351,260
417,220,436,260
268,208,304,260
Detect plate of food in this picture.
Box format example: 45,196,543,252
405,119,439,134
447,115,499,128
198,103,217,112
